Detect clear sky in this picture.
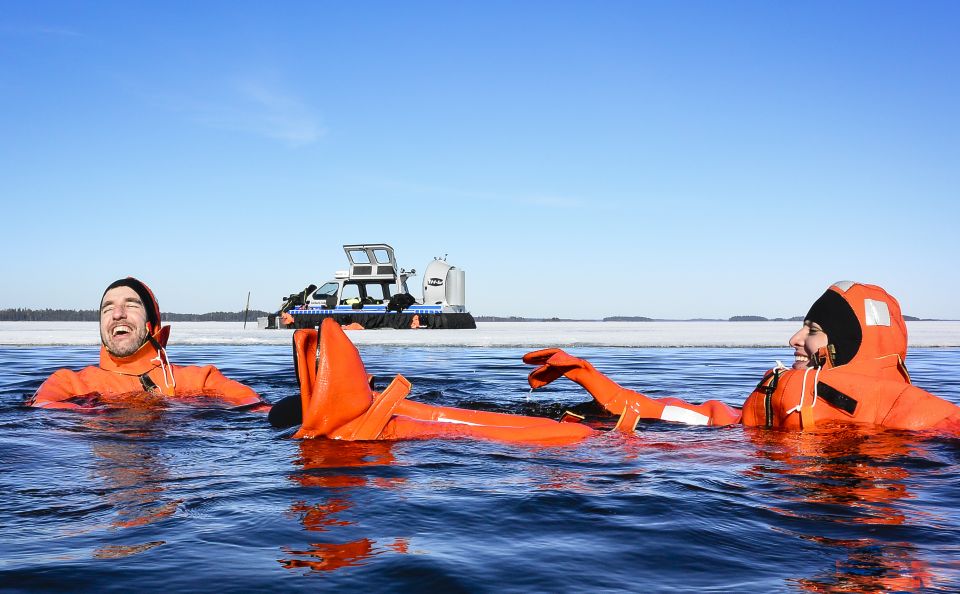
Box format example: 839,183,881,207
2,1,958,320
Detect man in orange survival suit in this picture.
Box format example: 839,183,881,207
523,281,960,434
28,277,265,410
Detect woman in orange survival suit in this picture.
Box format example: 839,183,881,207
275,281,959,444
523,281,960,434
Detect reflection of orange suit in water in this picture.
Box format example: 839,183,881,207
29,325,263,409
524,282,960,434
747,426,935,591
280,440,409,573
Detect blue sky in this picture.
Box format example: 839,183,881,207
2,1,958,319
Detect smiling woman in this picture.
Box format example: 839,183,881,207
788,322,828,370
27,277,266,410
525,281,960,434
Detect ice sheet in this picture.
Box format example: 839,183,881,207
2,321,958,347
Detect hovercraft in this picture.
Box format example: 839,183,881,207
263,244,476,330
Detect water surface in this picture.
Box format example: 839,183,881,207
1,345,959,592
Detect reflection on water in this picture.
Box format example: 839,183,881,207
59,409,182,560
747,426,938,591
0,345,958,591
280,440,409,573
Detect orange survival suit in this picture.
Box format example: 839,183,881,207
288,318,593,444
28,278,263,410
523,282,960,434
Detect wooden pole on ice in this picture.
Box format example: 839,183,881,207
243,291,251,329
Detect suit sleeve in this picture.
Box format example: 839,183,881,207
524,349,741,426
881,384,960,432
29,369,88,408
193,365,266,407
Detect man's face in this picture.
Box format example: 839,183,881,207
100,286,150,357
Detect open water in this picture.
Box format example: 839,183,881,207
1,344,959,592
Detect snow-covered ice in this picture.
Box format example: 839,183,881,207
2,321,958,347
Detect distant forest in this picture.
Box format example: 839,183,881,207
2,309,928,322
479,314,926,322
0,309,272,322
475,315,810,322
475,315,584,322
475,315,808,322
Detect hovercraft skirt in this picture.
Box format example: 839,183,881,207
273,312,476,330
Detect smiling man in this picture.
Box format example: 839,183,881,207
28,277,265,410
100,280,152,358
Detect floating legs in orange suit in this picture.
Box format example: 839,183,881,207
292,319,594,444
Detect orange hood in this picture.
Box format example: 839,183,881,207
805,281,909,377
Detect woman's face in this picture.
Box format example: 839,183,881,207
788,321,829,370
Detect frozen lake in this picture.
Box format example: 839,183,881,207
2,320,959,348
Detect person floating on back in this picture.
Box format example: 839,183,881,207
277,281,960,444
28,277,266,410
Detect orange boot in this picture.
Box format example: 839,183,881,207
523,348,742,430
292,319,594,444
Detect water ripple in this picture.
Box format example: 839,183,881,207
1,346,958,591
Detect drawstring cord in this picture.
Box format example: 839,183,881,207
811,366,821,408
785,365,821,416
148,336,176,389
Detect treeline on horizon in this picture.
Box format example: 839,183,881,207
477,314,926,322
475,315,807,322
0,308,272,322
2,310,928,323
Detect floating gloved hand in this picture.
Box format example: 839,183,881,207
523,348,742,428
523,348,644,416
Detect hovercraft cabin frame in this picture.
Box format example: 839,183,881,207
265,243,476,330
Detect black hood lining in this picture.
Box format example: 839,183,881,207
805,289,862,366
